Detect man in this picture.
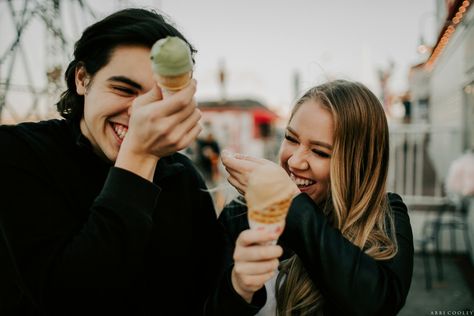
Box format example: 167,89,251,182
0,8,221,315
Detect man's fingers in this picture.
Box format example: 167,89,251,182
160,79,197,116
169,109,201,147
177,122,202,150
168,99,198,125
133,83,163,107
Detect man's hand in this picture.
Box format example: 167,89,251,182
115,80,201,180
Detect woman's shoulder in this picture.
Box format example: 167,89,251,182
387,192,408,214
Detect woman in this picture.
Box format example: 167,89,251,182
205,80,414,315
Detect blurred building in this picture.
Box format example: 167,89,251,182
198,98,280,160
409,0,473,173
404,0,474,264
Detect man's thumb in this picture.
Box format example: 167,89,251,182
133,82,163,107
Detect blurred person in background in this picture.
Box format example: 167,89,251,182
445,150,474,221
196,122,221,185
446,150,474,197
0,8,222,315
205,80,414,315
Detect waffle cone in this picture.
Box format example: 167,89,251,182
248,194,292,224
155,72,192,91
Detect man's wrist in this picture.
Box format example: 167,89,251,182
115,144,159,182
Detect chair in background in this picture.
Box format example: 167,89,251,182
406,195,472,290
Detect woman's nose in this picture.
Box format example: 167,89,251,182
287,147,309,170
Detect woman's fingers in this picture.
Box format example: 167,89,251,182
234,243,283,262
234,153,269,164
231,229,283,302
233,259,279,276
227,175,245,195
221,154,259,172
234,230,282,261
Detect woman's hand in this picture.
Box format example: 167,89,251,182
231,229,283,303
221,152,275,195
116,80,201,180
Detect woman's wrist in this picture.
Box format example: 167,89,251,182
231,268,254,303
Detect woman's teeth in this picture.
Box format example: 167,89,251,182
290,173,315,187
113,123,128,140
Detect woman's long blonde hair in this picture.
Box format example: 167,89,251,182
275,80,397,315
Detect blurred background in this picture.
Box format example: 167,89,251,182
1,0,473,313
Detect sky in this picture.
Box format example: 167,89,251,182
1,0,438,118
140,0,437,113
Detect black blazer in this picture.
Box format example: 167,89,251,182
206,193,414,316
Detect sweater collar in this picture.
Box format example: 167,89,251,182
66,118,185,180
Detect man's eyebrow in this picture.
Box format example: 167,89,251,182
287,126,333,150
107,76,143,90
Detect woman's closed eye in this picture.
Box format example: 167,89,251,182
311,149,330,158
284,134,298,143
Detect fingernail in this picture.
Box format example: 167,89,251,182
269,233,279,240
221,149,233,158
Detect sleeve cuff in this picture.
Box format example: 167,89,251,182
97,167,161,216
222,267,266,314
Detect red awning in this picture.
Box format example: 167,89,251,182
252,109,278,124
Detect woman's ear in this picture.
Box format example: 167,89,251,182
75,65,89,95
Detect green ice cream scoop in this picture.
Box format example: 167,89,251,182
150,36,193,76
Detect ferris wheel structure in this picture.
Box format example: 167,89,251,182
0,0,98,123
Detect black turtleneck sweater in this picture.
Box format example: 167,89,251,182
0,119,222,315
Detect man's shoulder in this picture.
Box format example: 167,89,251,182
0,119,69,162
0,119,67,143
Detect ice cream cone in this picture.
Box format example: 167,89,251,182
155,71,192,92
150,36,193,95
245,164,297,242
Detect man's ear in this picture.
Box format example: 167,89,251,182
75,65,89,96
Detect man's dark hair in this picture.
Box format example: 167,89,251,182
57,8,196,122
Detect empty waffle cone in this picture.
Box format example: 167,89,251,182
245,164,297,238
